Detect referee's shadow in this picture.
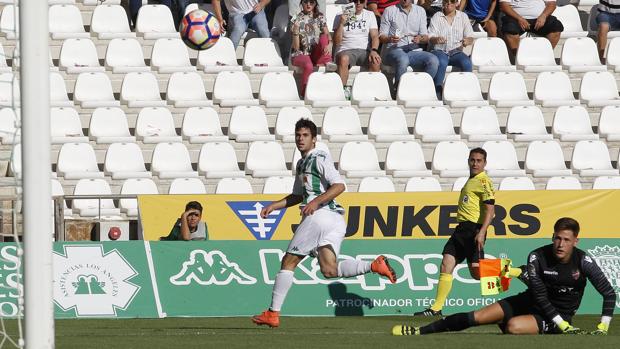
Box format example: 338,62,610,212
327,282,374,316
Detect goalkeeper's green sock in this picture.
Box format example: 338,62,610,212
419,312,476,335
430,273,453,312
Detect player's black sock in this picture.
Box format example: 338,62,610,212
419,311,476,335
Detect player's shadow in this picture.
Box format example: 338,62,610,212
328,282,374,316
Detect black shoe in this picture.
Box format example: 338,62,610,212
413,308,442,317
517,265,529,286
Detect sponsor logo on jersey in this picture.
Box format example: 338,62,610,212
543,270,558,276
227,201,287,240
587,245,620,308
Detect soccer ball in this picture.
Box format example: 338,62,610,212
179,9,221,50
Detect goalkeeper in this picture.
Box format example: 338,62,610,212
394,217,616,335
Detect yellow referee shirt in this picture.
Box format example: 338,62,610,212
457,171,495,224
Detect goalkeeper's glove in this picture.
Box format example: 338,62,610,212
558,320,582,334
590,322,609,335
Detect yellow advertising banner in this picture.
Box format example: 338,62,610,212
138,190,620,241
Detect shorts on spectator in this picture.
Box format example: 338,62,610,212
337,49,369,67
596,10,620,31
501,15,564,37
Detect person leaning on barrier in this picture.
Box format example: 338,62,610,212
160,201,209,241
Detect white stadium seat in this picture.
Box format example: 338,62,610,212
57,143,104,179
51,179,73,218
228,106,275,142
471,37,516,73
104,142,152,180
385,141,432,177
367,106,414,142
525,140,572,177
59,38,105,74
120,178,159,217
592,176,620,189
198,142,245,178
73,72,120,108
50,72,74,107
0,108,18,145
181,107,228,143
50,107,88,144
516,37,562,72
90,4,135,40
166,72,213,108
322,106,368,142
72,179,121,218
8,143,20,178
0,42,12,73
533,71,580,107
1,5,18,39
135,107,182,143
197,37,243,73
396,72,443,107
482,140,526,177
552,106,598,141
104,38,150,73
49,5,89,40
404,177,442,192
151,38,196,73
263,176,296,194
351,72,397,107
442,72,488,107
452,177,468,191
358,177,395,192
560,37,606,73
488,72,534,107
505,106,552,141
243,38,288,73
498,177,535,190
169,178,206,194
546,176,583,190
571,140,618,176
120,72,167,108
414,106,460,142
136,5,178,39
89,107,136,144
0,73,19,107
151,142,198,179
305,72,351,107
339,141,385,177
607,37,620,72
325,4,342,32
245,141,290,177
460,106,506,141
553,5,588,38
212,71,260,106
215,178,253,194
579,71,620,107
275,106,313,142
258,72,304,107
598,106,620,141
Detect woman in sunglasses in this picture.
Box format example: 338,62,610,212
290,0,332,96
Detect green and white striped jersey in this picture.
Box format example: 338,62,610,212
292,148,345,214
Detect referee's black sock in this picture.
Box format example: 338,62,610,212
419,311,476,335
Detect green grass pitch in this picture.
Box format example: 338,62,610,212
2,315,619,348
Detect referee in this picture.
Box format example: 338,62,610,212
415,147,521,316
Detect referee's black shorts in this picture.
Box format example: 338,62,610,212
497,292,571,334
442,221,484,265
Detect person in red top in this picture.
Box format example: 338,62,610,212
368,0,401,18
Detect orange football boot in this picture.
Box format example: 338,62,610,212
371,255,397,283
252,310,280,328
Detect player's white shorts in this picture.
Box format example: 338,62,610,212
286,208,346,258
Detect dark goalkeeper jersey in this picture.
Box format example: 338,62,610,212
526,244,616,321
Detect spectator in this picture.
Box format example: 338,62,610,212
368,0,401,25
428,0,474,98
379,0,439,90
459,0,498,36
333,0,382,97
418,0,444,25
499,0,563,58
596,0,620,62
124,0,197,29
290,0,333,96
213,0,272,48
160,201,209,241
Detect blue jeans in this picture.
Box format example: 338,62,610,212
228,10,271,48
597,11,620,31
432,50,473,91
385,47,439,85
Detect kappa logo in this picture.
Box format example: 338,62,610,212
227,201,287,240
588,245,620,308
170,250,256,285
53,245,140,317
